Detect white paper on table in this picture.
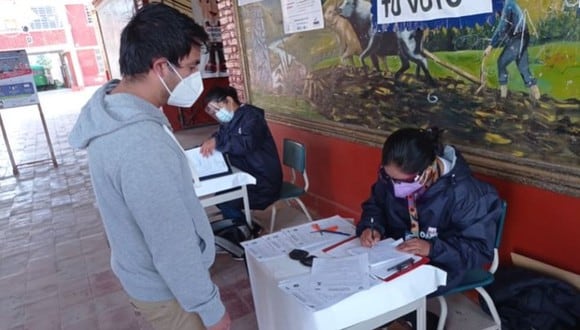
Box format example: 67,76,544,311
282,215,356,249
241,231,296,261
278,273,352,311
310,254,370,295
184,147,230,178
348,238,411,267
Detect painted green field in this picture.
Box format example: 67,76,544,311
433,42,579,100
314,41,578,101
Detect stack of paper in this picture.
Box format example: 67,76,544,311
347,239,419,280
241,215,356,262
278,254,378,311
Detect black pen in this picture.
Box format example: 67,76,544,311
387,257,415,272
370,217,375,242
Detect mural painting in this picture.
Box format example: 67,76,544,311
237,0,579,173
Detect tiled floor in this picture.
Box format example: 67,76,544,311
0,88,303,330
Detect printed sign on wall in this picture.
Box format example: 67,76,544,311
0,50,39,109
376,0,493,25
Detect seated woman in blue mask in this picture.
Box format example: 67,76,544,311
357,127,502,294
201,86,282,229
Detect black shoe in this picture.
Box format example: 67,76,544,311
251,221,263,238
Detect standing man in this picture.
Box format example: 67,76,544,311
199,0,227,74
484,0,541,100
68,4,230,330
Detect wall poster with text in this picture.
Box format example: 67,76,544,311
0,49,38,109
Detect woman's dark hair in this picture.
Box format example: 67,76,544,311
381,127,444,174
119,3,208,76
205,86,241,105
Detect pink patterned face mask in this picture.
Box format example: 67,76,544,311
392,180,424,198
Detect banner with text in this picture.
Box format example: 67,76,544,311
373,0,503,32
0,49,39,109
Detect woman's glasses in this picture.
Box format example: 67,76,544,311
378,167,420,184
289,249,317,267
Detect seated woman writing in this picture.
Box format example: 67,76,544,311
357,127,502,294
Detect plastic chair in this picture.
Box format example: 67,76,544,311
434,200,507,330
269,139,313,232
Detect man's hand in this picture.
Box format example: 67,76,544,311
483,45,493,57
360,228,380,247
200,138,216,157
396,238,431,256
207,311,231,330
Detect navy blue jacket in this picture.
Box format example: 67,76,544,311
357,146,501,293
214,104,282,210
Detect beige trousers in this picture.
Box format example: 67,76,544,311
130,298,205,330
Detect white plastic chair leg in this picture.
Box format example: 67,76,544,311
269,204,278,233
436,295,447,330
476,287,501,329
294,198,313,222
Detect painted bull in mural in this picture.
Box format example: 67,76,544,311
337,0,435,85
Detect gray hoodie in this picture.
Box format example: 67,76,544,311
68,80,224,326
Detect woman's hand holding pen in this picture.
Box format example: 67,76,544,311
396,238,431,256
360,228,380,247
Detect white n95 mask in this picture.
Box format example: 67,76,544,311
158,63,204,108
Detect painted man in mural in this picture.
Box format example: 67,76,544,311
483,0,541,100
200,0,227,73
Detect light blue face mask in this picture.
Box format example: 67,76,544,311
215,108,233,123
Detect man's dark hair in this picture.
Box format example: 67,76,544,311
119,3,208,76
381,127,444,174
205,86,241,105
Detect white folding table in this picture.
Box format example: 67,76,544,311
245,234,447,330
193,170,256,228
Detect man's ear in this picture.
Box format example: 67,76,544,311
151,58,167,77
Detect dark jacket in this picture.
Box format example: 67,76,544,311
214,104,282,210
357,146,501,293
487,266,580,330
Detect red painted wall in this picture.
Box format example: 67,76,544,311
66,4,98,47
77,49,106,86
63,52,78,88
268,122,580,274
0,30,66,49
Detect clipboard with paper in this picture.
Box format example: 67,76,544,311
184,147,232,181
346,238,429,281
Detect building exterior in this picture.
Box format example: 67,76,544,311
0,0,106,89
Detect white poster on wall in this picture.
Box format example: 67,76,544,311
0,49,39,109
375,0,493,25
238,0,262,6
280,0,324,34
